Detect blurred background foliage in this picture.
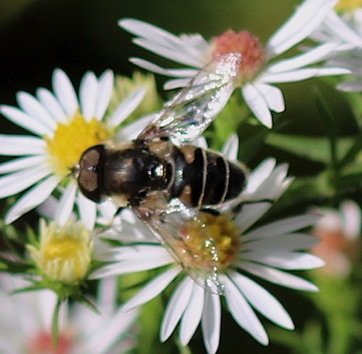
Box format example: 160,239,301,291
0,0,361,353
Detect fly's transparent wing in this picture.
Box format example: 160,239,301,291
133,196,229,295
138,53,242,145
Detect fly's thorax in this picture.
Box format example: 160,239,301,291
102,143,170,202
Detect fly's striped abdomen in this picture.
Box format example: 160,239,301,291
170,145,246,208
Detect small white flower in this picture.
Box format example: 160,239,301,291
0,69,146,228
91,136,323,353
311,200,361,277
310,4,362,91
119,0,346,128
0,274,138,354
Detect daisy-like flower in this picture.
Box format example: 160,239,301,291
310,3,362,91
119,0,347,128
311,200,361,277
91,136,323,353
0,69,146,228
27,219,93,287
0,274,138,354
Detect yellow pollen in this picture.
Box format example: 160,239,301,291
44,236,86,278
211,29,265,83
335,0,362,11
45,112,110,177
181,211,240,271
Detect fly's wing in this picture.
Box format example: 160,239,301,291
132,196,226,295
138,53,241,146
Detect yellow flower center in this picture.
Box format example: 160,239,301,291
336,0,362,11
180,211,240,271
45,112,110,177
44,236,88,280
28,220,93,284
211,30,265,84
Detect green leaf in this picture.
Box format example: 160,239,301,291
266,134,354,164
337,134,362,170
237,124,269,163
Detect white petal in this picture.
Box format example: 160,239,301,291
161,278,194,341
98,244,173,263
341,200,361,240
129,57,199,78
251,83,284,113
338,80,362,92
164,78,194,90
266,0,338,57
96,244,171,262
78,308,138,354
5,175,59,224
16,92,57,131
77,191,97,230
52,69,78,117
0,105,52,136
245,158,276,193
245,164,291,201
108,87,145,128
180,283,205,345
0,165,52,198
223,275,268,345
120,18,183,46
323,11,362,47
235,203,274,233
261,67,348,83
228,271,294,329
242,84,273,128
54,182,77,225
245,214,320,239
115,114,154,141
0,155,47,173
121,267,181,312
243,251,324,270
133,37,206,68
0,134,46,156
91,257,173,278
221,134,239,160
36,88,67,123
267,43,339,74
94,70,114,119
91,246,174,278
245,233,319,251
238,261,319,291
201,290,221,354
79,71,98,120
119,18,208,67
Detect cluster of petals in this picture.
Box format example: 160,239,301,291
0,69,146,228
0,274,138,354
120,0,347,127
91,136,323,354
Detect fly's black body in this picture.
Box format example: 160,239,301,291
75,53,246,294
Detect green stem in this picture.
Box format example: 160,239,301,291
51,297,62,349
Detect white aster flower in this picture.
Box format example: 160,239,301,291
0,69,146,228
0,274,138,354
311,200,361,277
91,136,323,353
119,0,347,128
310,4,362,91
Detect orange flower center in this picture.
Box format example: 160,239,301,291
211,30,265,83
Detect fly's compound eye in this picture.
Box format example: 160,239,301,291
77,144,105,203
